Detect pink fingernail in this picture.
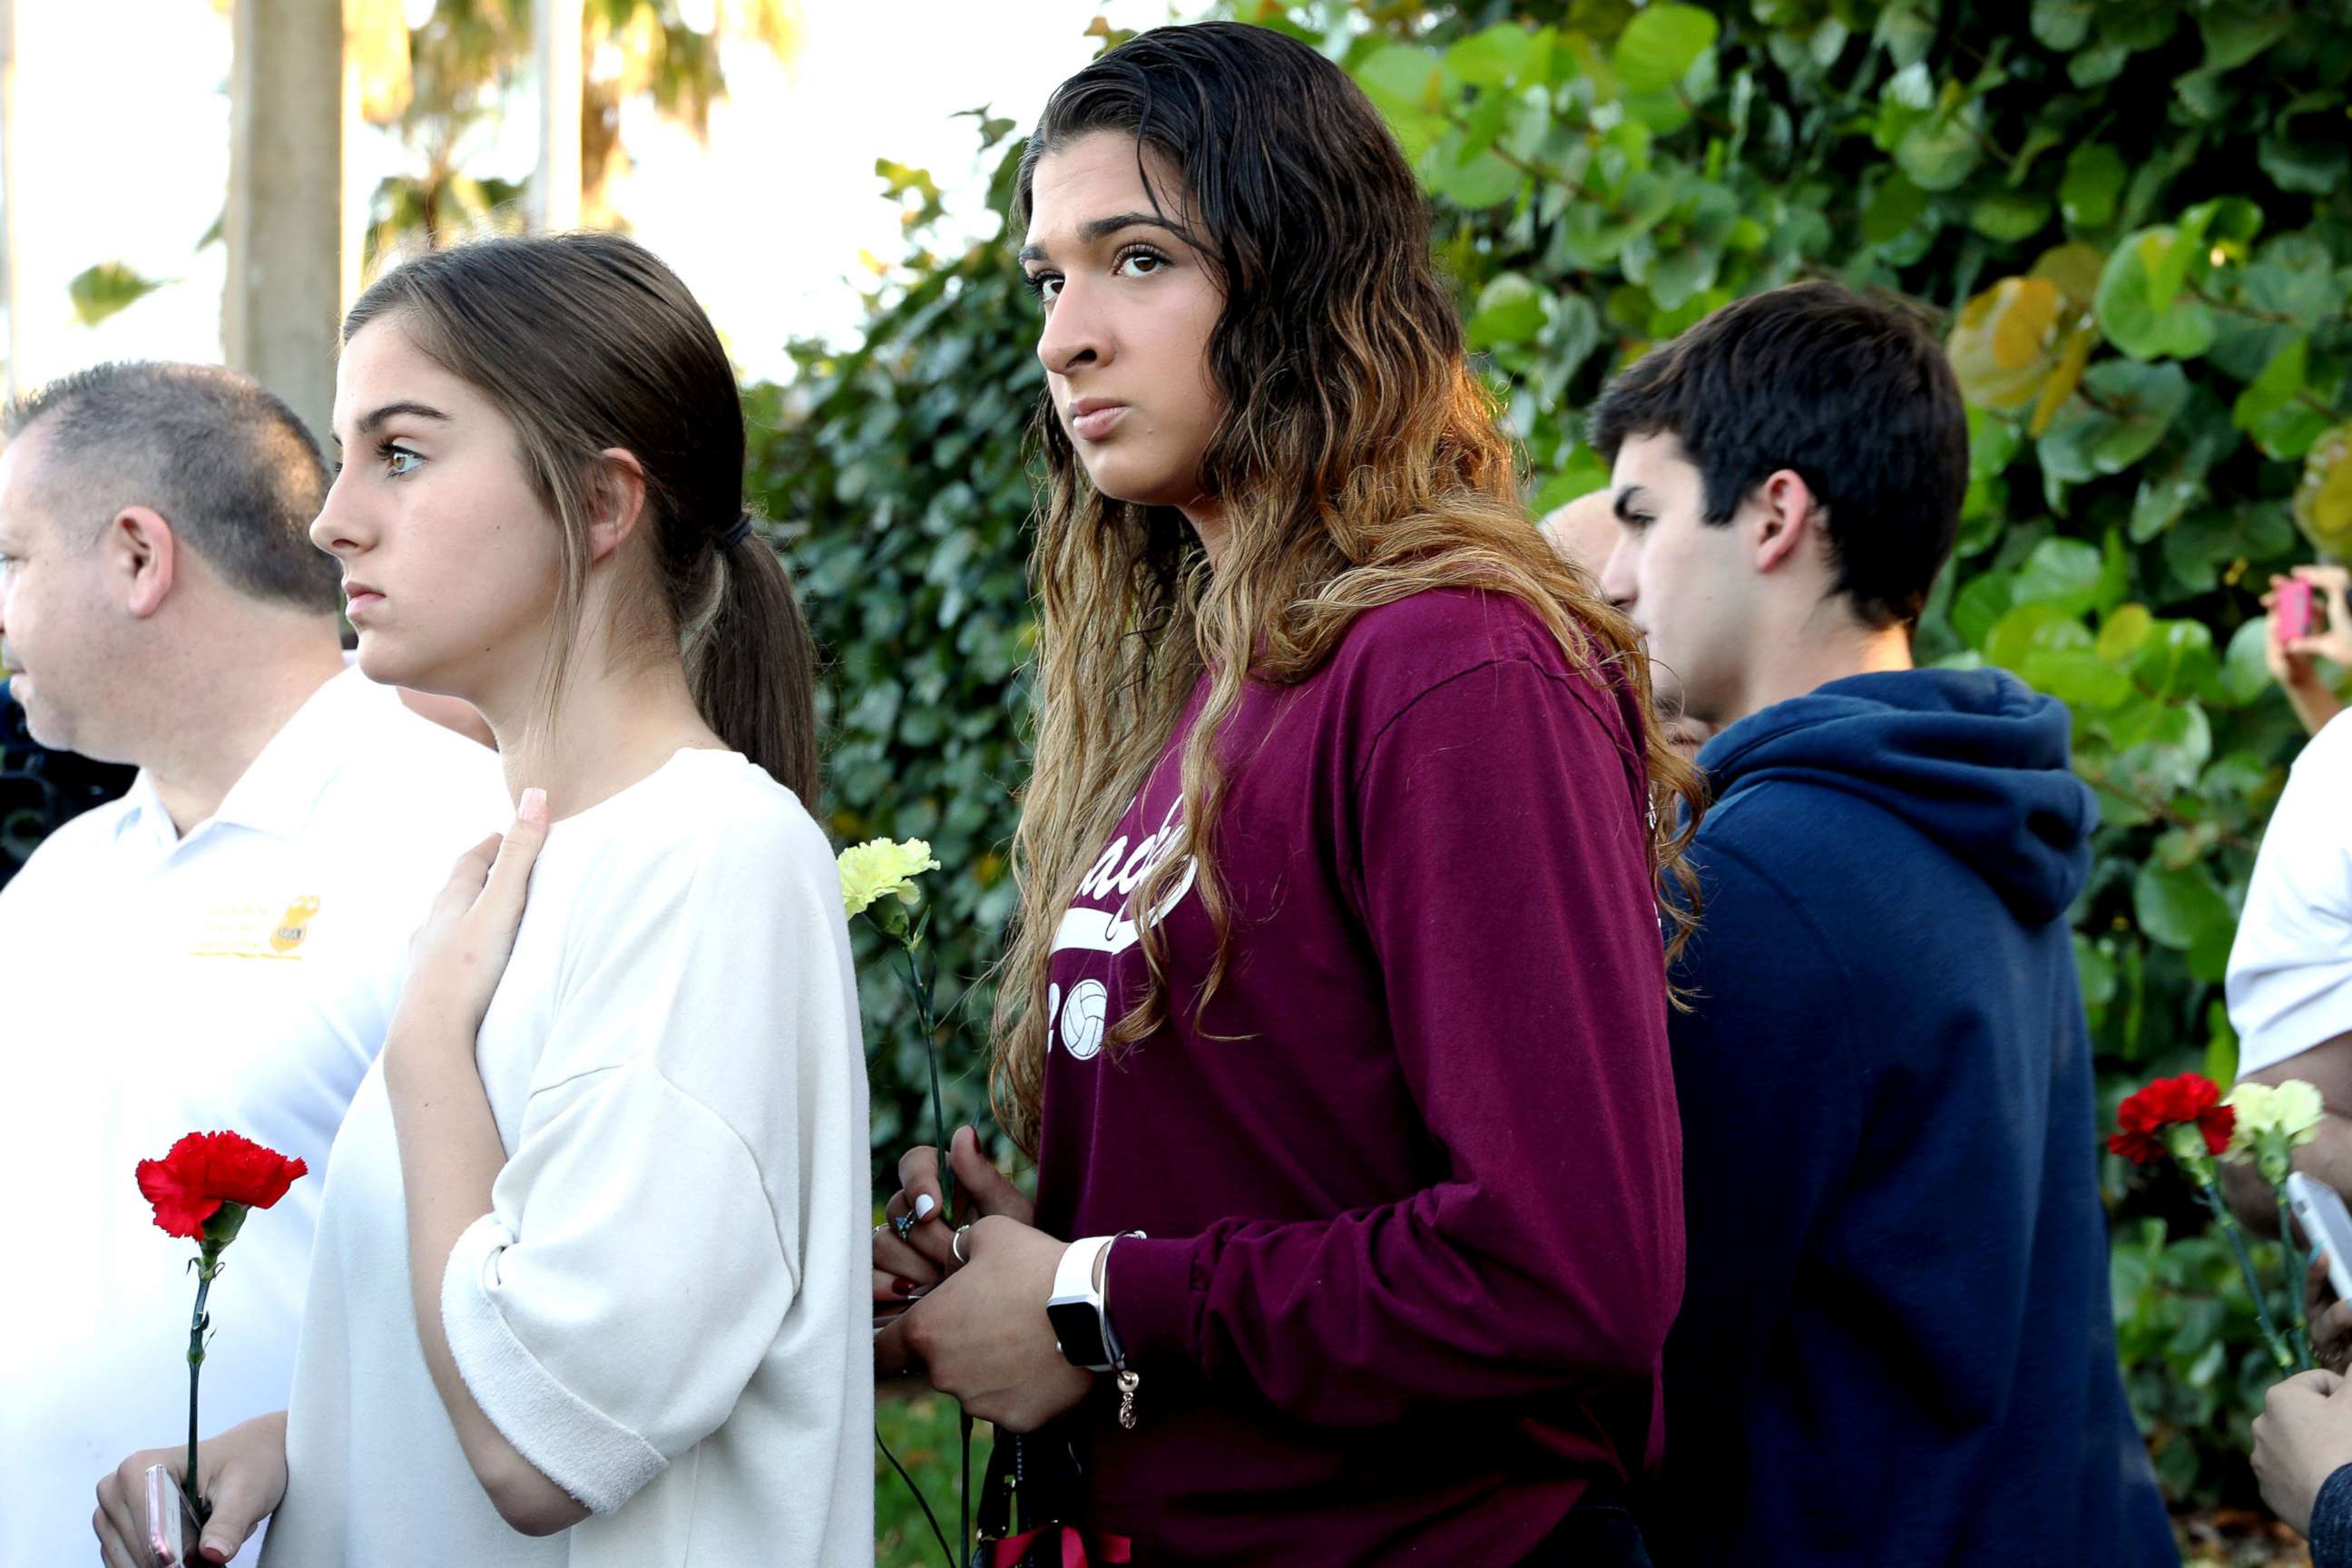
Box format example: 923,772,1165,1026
519,787,547,824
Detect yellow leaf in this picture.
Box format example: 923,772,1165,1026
2029,324,2098,438
2031,241,2106,308
1949,277,2062,412
1992,278,2061,370
2295,424,2352,560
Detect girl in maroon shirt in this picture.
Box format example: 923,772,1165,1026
874,23,1701,1566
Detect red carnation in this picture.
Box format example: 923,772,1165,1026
135,1131,309,1240
2107,1073,2236,1166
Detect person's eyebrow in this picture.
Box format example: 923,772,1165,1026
1612,486,1651,523
1018,211,1185,264
334,401,452,446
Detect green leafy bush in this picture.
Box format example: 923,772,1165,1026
745,121,1043,1180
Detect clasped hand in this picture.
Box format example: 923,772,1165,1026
872,1128,1094,1433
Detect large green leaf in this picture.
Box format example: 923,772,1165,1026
1466,272,1548,350
1356,42,1446,147
2095,230,2216,360
2032,0,2095,50
2133,863,2236,953
1896,101,1985,191
1445,23,1538,87
2041,360,2193,485
2198,8,2289,69
1612,5,1719,95
2013,536,2107,614
1863,170,1930,245
2060,144,2125,230
2231,337,2330,461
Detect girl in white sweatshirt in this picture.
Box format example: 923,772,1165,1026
95,231,870,1568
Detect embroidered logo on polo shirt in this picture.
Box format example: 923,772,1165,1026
271,895,321,953
191,894,324,960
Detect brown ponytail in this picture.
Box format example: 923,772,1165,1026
343,232,821,805
699,522,820,805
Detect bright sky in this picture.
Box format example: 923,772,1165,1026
1,0,1183,395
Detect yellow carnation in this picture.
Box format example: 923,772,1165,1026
838,838,943,918
2224,1083,2273,1158
2230,1080,2328,1144
2271,1080,2326,1145
2226,1078,2328,1182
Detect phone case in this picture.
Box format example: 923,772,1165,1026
143,1464,202,1567
2278,579,2316,645
2288,1173,2352,1301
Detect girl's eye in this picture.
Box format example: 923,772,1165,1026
1023,271,1063,304
1114,247,1167,279
382,446,425,478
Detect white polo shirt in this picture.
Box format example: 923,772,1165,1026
0,667,506,1568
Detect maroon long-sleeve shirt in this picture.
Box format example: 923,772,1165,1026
1034,587,1683,1566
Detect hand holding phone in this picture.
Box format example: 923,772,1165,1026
143,1464,204,1566
2288,1172,2352,1302
2277,579,2317,647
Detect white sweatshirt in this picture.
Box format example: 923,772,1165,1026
264,748,872,1567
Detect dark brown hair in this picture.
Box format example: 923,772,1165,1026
988,23,1705,1154
1588,280,1968,628
342,232,819,803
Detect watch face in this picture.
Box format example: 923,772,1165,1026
1047,1298,1110,1368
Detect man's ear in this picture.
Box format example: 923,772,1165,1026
583,449,651,565
1750,468,1819,577
106,506,178,620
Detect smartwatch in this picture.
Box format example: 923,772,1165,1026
1047,1232,1138,1373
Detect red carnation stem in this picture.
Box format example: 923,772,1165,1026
185,1244,223,1527
2196,1183,2296,1372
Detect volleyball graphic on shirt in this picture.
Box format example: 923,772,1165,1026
1059,978,1109,1061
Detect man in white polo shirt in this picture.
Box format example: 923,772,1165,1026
0,363,506,1564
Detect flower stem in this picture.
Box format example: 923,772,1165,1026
2203,1183,2296,1372
896,938,953,1220
2278,1181,2317,1370
186,1258,217,1526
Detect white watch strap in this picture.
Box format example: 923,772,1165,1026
1053,1235,1116,1307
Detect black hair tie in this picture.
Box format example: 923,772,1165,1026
719,508,755,550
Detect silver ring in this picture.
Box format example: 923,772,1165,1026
952,1224,972,1265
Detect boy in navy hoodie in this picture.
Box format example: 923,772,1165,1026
1590,282,2178,1566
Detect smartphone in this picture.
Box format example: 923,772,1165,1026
143,1464,203,1567
2277,579,2318,645
2288,1172,2352,1301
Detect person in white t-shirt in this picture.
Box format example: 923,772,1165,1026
2225,708,2352,1218
0,361,506,1568
95,233,871,1568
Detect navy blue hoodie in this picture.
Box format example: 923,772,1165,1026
1648,668,2177,1567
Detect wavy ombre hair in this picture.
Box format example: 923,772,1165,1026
989,22,1705,1155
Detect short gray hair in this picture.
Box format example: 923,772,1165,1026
3,362,337,612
